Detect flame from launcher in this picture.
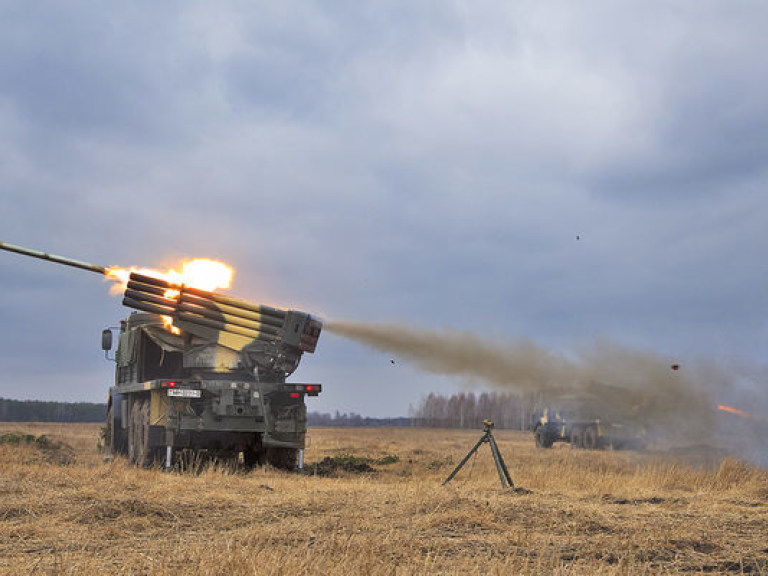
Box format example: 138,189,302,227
105,259,234,334
717,404,752,420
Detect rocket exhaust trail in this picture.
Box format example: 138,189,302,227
0,241,107,275
325,320,572,392
0,241,234,295
325,319,712,396
325,319,726,446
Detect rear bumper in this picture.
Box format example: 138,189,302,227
148,426,305,450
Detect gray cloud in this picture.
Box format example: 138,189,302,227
1,1,767,419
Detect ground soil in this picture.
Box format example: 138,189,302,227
1,423,766,575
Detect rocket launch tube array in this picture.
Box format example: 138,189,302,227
123,273,287,344
0,241,320,353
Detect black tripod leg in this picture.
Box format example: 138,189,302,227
488,434,514,489
442,433,488,486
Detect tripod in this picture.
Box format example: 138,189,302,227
443,419,514,489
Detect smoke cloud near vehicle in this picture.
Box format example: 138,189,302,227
326,319,767,464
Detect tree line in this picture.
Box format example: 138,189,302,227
0,392,537,429
307,411,411,427
409,391,536,430
0,398,107,422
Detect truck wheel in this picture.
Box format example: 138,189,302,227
112,404,128,456
128,399,153,467
243,450,265,468
584,426,599,450
535,426,553,448
267,447,298,470
128,400,139,464
138,400,156,467
243,440,266,468
107,404,119,457
105,404,113,457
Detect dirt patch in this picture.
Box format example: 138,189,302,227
79,498,179,523
0,432,76,465
671,539,719,554
302,455,377,477
612,497,666,505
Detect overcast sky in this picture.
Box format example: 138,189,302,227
1,1,767,417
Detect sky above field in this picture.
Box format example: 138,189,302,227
1,1,767,417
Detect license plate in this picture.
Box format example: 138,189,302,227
167,388,201,398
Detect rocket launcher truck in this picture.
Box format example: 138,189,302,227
0,241,323,470
531,382,648,451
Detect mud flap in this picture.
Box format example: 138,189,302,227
148,425,165,449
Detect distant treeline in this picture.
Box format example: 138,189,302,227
0,392,536,429
309,391,537,430
409,392,535,430
0,398,107,423
308,412,412,427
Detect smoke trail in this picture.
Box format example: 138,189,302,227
325,320,723,447
326,319,768,465
326,321,573,391
326,320,700,392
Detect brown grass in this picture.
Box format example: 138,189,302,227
1,423,767,575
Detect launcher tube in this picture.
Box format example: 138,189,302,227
121,297,176,316
178,293,284,328
183,286,287,319
176,301,281,335
124,288,177,309
0,241,106,275
129,272,287,321
126,279,171,298
130,272,174,288
176,311,278,341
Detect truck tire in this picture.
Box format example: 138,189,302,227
535,426,553,448
584,426,599,450
105,404,113,457
107,404,123,457
243,447,266,468
243,436,266,468
127,400,138,464
128,398,154,467
267,447,299,470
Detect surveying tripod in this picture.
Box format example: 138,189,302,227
442,419,514,489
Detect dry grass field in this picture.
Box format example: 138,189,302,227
1,423,767,575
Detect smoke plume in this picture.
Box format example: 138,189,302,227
326,320,712,393
325,320,765,456
327,321,573,390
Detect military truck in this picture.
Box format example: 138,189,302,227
104,272,322,470
0,242,323,470
532,383,648,450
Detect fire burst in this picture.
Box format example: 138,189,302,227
717,404,752,420
105,259,234,333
